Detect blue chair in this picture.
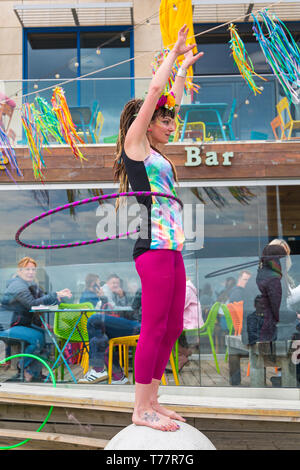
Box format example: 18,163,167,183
250,131,268,140
71,101,100,143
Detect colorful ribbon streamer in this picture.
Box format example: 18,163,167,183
229,23,267,95
0,125,22,182
35,97,65,146
51,87,87,163
252,10,300,104
21,102,47,181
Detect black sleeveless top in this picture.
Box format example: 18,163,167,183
122,148,184,259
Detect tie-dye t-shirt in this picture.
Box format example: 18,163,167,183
122,147,185,259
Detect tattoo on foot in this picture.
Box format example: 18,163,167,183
143,412,160,423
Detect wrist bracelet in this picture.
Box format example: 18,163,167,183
177,67,187,78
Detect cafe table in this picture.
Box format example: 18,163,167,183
178,102,229,141
30,306,133,383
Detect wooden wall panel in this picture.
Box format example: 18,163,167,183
0,142,300,184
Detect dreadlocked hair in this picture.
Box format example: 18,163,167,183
113,98,178,211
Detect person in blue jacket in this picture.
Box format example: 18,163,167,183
1,256,71,382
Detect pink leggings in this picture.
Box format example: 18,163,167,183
134,249,186,384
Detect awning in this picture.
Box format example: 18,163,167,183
13,2,133,28
13,1,300,28
192,0,300,22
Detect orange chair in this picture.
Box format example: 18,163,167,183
271,115,286,140
226,301,244,336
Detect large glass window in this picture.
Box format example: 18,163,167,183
80,31,131,139
193,22,300,76
1,183,300,389
191,22,300,140
25,29,132,139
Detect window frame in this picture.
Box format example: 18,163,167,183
192,21,300,77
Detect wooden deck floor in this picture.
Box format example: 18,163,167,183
0,376,300,450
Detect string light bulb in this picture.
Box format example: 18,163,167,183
96,48,101,55
33,83,38,89
55,73,60,79
120,34,126,42
245,99,250,105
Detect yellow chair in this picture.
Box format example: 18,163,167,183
108,335,179,385
93,111,104,143
79,343,90,375
173,120,208,142
276,97,300,140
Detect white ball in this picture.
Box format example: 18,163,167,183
105,422,216,450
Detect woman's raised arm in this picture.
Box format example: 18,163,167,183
171,48,204,116
124,25,196,160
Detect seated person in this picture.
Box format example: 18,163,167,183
200,283,214,317
228,270,252,303
177,279,204,371
1,257,72,382
78,312,140,385
102,274,129,308
131,287,142,322
0,92,16,141
80,273,109,309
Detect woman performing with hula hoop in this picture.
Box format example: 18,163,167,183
113,25,203,432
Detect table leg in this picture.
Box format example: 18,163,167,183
40,315,79,384
215,111,227,141
249,346,265,387
180,112,190,142
228,353,241,385
281,356,297,387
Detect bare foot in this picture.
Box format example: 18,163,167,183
132,408,180,432
152,402,186,423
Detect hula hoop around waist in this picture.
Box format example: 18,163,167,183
15,191,183,250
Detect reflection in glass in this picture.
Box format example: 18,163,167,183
0,185,300,388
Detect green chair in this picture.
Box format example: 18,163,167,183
219,304,234,362
175,301,221,375
53,302,95,381
103,134,118,143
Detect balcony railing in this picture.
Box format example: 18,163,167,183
0,75,299,146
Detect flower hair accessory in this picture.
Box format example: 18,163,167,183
155,91,176,112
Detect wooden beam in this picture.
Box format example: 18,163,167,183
0,428,109,448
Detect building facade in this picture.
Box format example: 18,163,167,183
1,0,300,394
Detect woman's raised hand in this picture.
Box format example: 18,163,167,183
173,25,196,57
181,48,204,70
